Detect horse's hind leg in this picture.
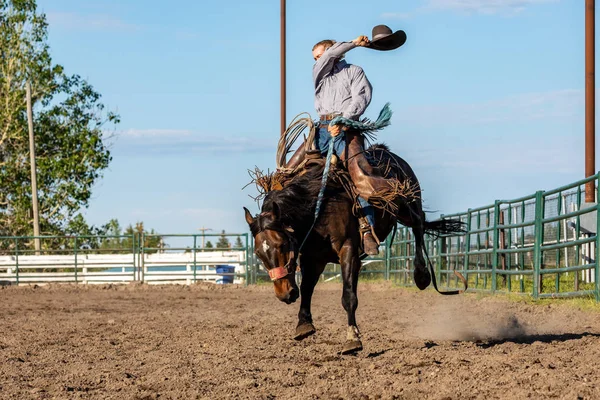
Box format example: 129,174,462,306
407,209,431,290
339,240,363,354
294,258,325,341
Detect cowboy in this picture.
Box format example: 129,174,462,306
286,25,406,256
312,35,380,256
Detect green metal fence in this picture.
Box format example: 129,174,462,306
392,173,600,300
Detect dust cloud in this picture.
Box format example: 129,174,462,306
408,298,541,342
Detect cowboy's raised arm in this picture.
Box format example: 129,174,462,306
313,36,369,89
342,67,372,119
313,42,355,89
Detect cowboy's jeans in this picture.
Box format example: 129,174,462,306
358,197,375,227
315,125,375,228
315,125,346,158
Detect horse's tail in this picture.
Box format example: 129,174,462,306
424,218,466,238
422,217,468,295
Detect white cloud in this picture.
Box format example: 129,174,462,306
122,129,192,138
116,129,272,154
377,88,584,177
46,12,140,32
396,89,583,126
407,139,579,174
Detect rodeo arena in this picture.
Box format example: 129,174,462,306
4,2,600,399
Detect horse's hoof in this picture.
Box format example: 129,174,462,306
414,268,431,290
341,340,363,355
294,323,316,341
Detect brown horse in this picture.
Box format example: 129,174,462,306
244,144,464,354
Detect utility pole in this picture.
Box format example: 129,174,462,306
198,227,212,250
585,0,595,202
280,0,286,136
26,82,41,254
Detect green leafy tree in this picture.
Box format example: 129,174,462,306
216,230,230,249
93,220,163,254
133,222,162,254
205,240,213,249
0,0,119,239
98,219,122,252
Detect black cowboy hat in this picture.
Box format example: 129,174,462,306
368,25,407,51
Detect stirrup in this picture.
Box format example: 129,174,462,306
358,217,381,246
361,231,379,256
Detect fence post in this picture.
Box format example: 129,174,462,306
385,234,391,281
136,233,140,282
132,234,137,282
407,228,413,285
595,173,600,301
463,210,472,285
193,235,197,284
244,233,250,286
436,215,444,286
532,190,545,300
15,238,19,285
141,233,145,283
74,236,78,284
491,201,500,292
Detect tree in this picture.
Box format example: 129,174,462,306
234,236,244,249
205,241,213,249
120,222,163,254
0,0,119,238
216,230,230,249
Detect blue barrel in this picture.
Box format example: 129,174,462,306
215,265,235,284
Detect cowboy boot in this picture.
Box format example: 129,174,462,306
285,143,308,170
343,130,394,202
359,216,380,255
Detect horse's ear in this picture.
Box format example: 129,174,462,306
243,207,254,226
272,202,281,219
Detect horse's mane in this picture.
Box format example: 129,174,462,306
250,164,348,234
263,167,321,220
368,143,390,152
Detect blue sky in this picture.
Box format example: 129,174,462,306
36,0,597,237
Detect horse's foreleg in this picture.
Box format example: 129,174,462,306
294,259,325,341
339,242,363,354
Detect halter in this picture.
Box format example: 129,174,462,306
259,227,298,282
267,247,296,281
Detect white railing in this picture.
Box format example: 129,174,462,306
0,250,247,285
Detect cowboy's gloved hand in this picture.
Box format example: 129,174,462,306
352,35,370,47
328,124,342,137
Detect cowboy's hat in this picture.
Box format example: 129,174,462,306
368,25,407,51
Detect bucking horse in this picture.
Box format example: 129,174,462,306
244,108,466,354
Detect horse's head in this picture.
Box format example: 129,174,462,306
244,204,300,304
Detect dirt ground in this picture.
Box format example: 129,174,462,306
1,282,600,400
